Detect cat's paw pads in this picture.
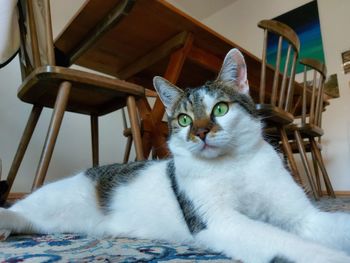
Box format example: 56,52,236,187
0,229,11,241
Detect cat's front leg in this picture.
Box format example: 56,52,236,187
0,207,35,236
0,208,28,241
194,211,350,263
300,210,350,253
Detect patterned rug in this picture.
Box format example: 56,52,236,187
0,234,231,262
0,197,349,263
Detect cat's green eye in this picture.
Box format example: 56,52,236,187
212,102,229,117
178,114,192,127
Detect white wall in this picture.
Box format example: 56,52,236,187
1,0,349,193
200,0,350,191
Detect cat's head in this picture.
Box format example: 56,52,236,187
153,48,261,159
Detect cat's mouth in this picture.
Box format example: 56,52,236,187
202,143,217,150
195,142,224,159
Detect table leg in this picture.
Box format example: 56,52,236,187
137,98,153,159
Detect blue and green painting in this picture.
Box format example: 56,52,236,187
267,0,325,74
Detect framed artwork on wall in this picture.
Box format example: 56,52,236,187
267,0,325,74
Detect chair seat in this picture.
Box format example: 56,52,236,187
256,104,294,125
264,126,323,153
264,124,296,137
18,66,145,116
298,124,324,137
264,123,323,138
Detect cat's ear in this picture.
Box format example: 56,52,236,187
217,48,249,94
153,76,184,115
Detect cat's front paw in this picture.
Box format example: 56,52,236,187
0,229,11,241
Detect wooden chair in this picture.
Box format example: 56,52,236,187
257,20,304,186
294,58,335,198
0,0,145,205
265,59,335,200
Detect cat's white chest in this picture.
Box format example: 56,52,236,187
176,157,249,210
174,148,288,224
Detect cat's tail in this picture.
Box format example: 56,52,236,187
0,208,36,240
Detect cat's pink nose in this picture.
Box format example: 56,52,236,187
196,128,209,141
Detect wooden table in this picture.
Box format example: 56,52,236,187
54,0,304,159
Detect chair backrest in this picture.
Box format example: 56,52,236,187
258,20,300,113
17,0,55,77
299,58,327,128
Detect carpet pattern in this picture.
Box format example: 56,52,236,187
1,197,349,262
0,234,232,262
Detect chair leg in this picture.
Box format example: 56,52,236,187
135,98,153,159
310,137,336,198
311,149,322,197
0,106,43,205
90,115,99,167
279,127,304,187
126,96,144,161
294,130,319,200
123,136,133,164
32,81,71,191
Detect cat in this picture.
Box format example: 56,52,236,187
1,48,350,263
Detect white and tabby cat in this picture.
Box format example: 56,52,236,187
1,49,350,263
